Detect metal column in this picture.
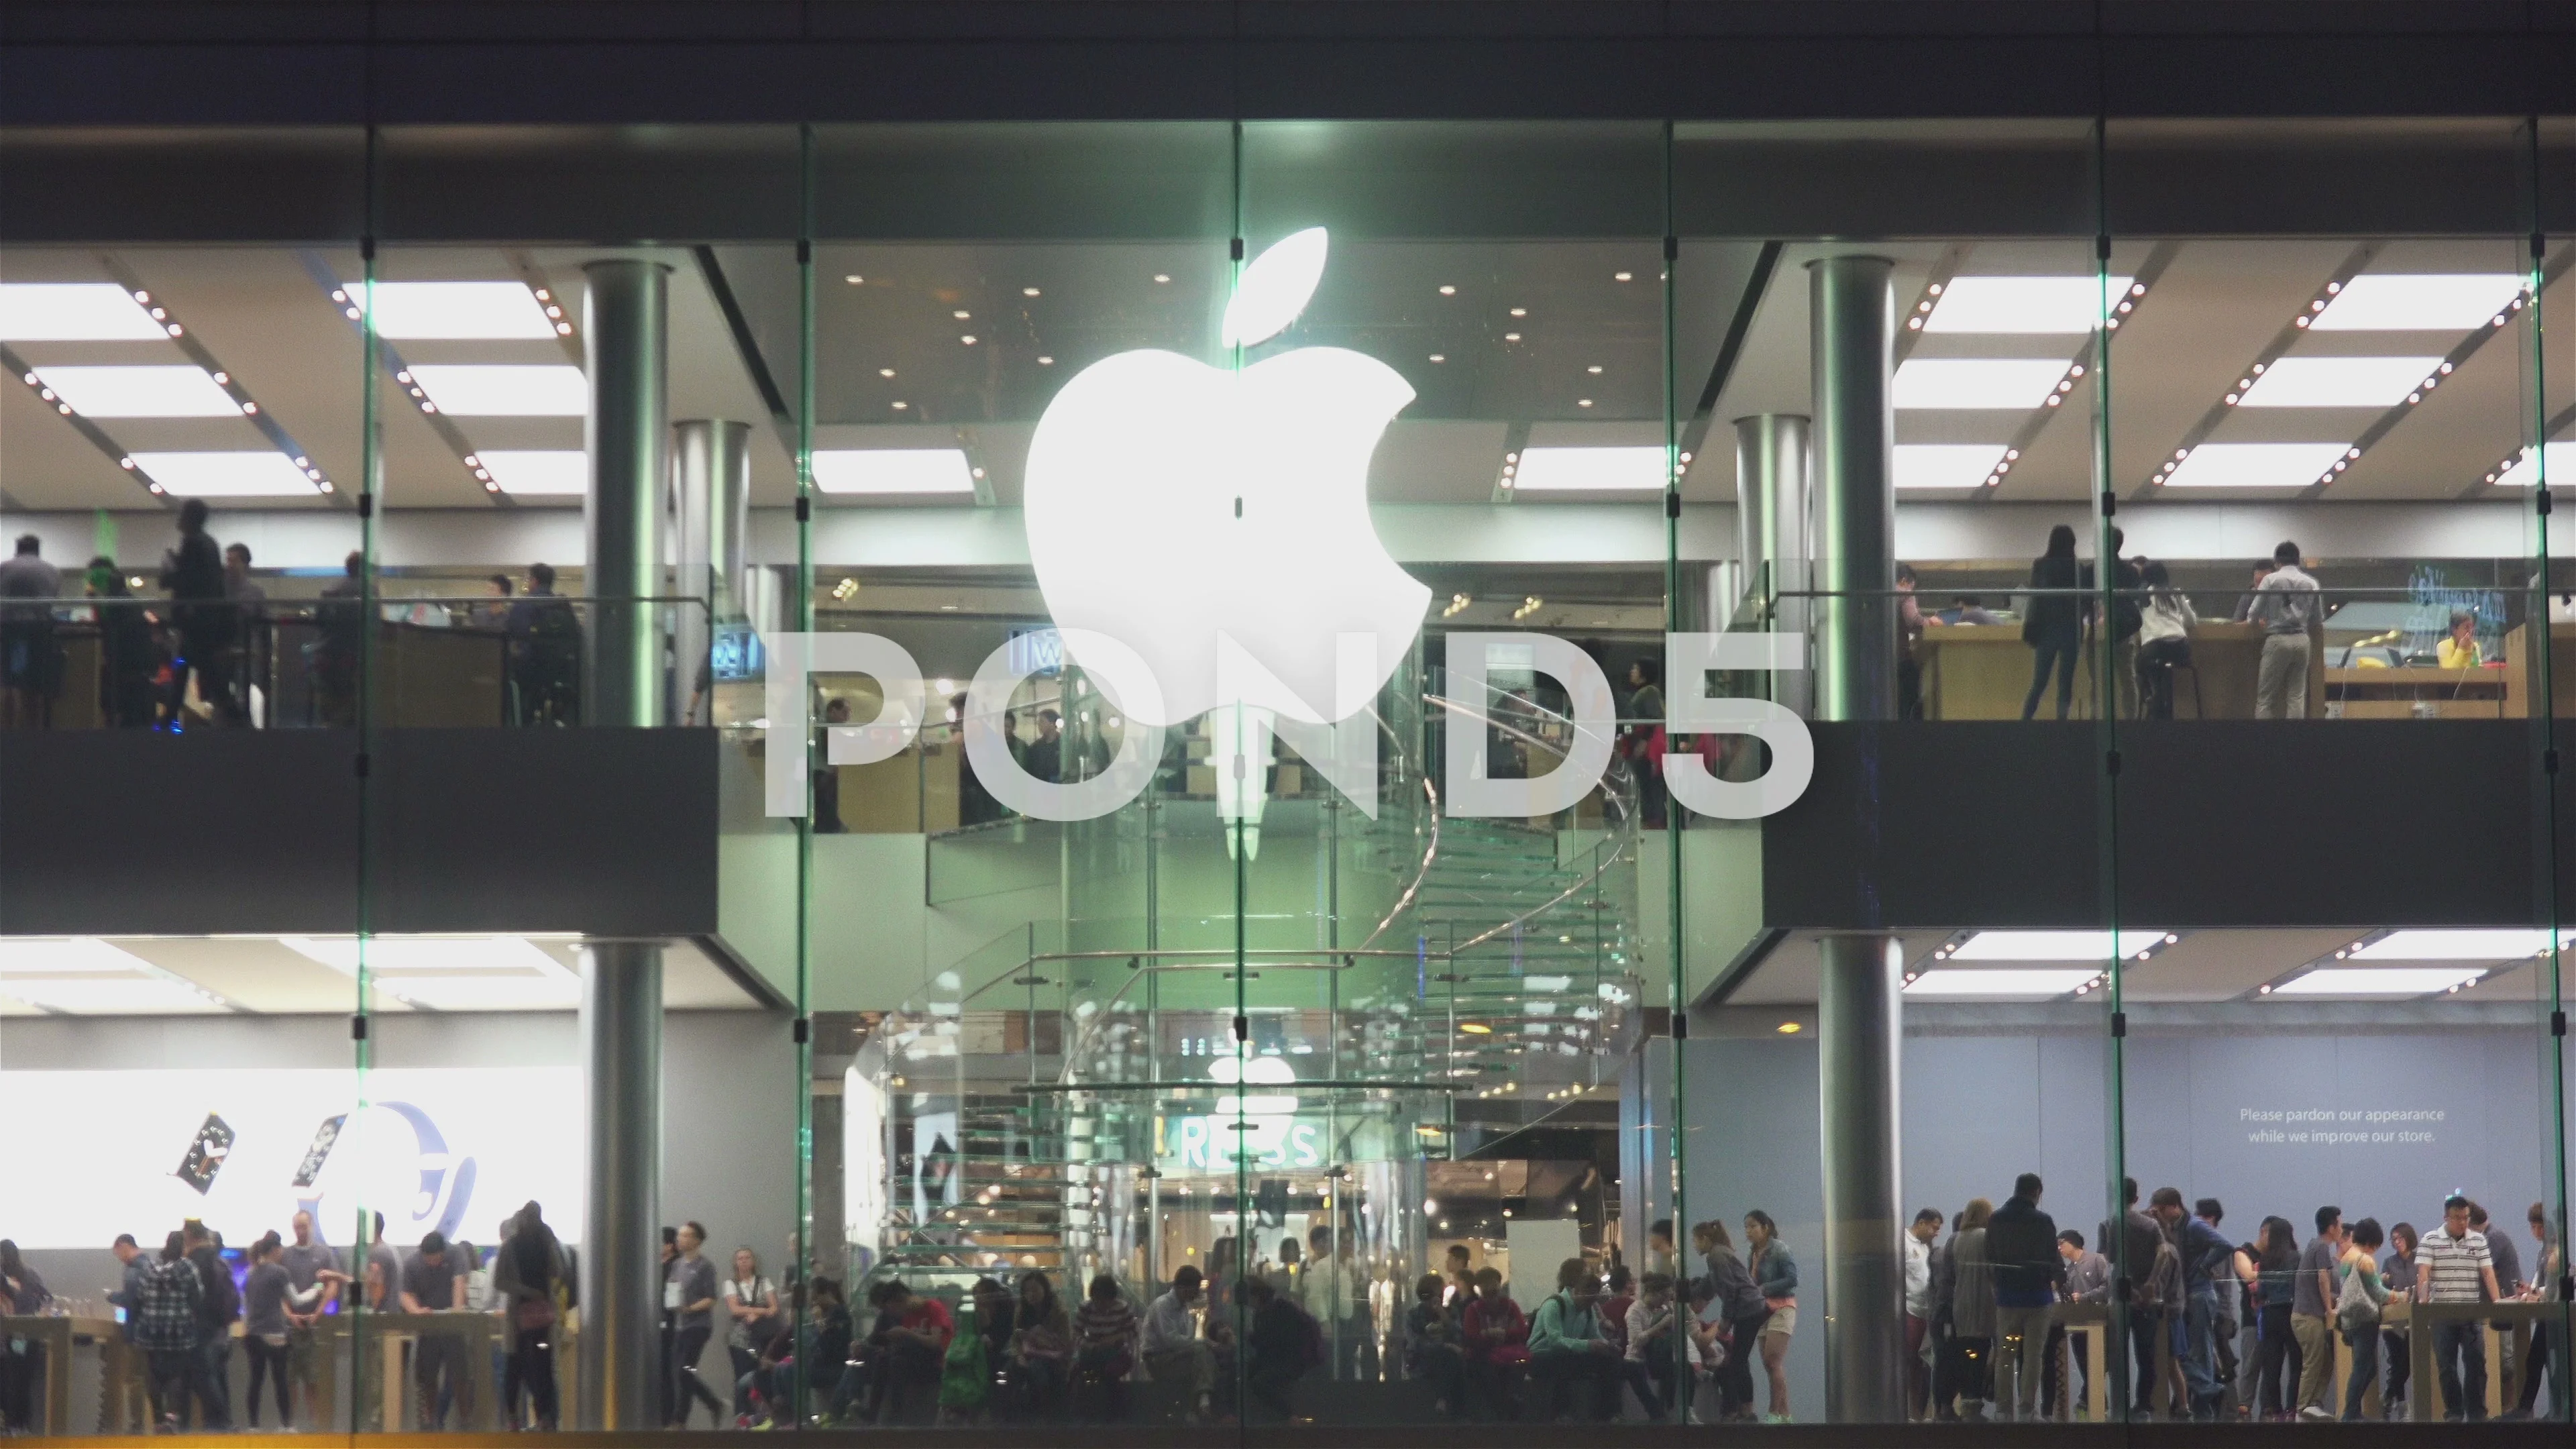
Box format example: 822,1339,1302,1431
1807,256,1899,722
673,419,750,724
1733,413,1811,716
1807,254,1904,1423
577,940,663,1431
582,260,672,728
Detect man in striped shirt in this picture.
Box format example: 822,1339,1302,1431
2416,1195,2502,1421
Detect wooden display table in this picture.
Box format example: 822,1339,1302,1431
2504,623,2576,719
2326,665,2507,718
0,1314,143,1435
357,1308,502,1432
2048,1301,2112,1421
2398,1298,2559,1421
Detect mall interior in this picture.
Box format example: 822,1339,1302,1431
1,6,2573,1446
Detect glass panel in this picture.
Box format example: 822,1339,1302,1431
2106,115,2566,1429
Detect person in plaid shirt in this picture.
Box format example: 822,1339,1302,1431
129,1231,203,1430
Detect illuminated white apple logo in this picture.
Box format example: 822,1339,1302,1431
1023,227,1432,731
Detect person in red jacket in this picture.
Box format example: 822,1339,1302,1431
1459,1267,1529,1420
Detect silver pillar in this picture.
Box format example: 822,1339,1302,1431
582,260,672,727
1817,934,1904,1422
1807,256,1898,721
577,940,663,1431
1807,254,1905,1424
1733,413,1811,716
673,419,750,724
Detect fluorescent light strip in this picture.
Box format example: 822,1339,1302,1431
1894,444,2010,489
1943,930,2174,962
2159,442,2354,490
32,365,242,418
473,449,588,496
1903,969,2101,999
0,282,170,341
0,937,159,975
2346,928,2573,961
125,451,321,498
1920,276,2136,335
1892,358,2074,410
2235,356,2445,409
1508,446,1671,492
810,448,978,495
344,282,561,340
380,977,582,1012
2269,967,2487,997
280,935,569,976
406,364,588,417
2308,274,2525,331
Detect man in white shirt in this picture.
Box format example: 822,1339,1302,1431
1904,1208,1940,1418
2417,1194,2502,1421
1299,1228,1371,1379
1142,1265,1213,1417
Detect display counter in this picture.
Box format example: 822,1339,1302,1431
1915,621,2323,720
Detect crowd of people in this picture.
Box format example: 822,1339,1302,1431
1895,1174,2568,1424
0,507,586,733
0,1203,574,1435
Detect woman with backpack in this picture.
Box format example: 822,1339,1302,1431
494,1202,571,1430
2335,1220,2391,1420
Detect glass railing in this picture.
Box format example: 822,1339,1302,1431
0,593,710,729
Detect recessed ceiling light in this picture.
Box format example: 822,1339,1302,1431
407,364,587,417
810,448,977,495
1576,398,1594,408
1892,358,2075,410
960,335,977,345
1503,332,1521,341
1945,930,2171,961
1894,443,2010,489
1586,364,1603,374
2347,928,2573,961
2271,966,2488,997
2161,441,2353,488
1428,354,1447,363
2235,356,2445,408
1438,284,1457,296
2491,442,2573,488
1923,275,2136,334
1776,1021,1801,1034
282,935,566,975
0,282,170,341
32,365,241,417
0,937,158,974
844,274,865,284
1509,307,1527,317
1903,969,2101,999
2310,274,2524,331
1510,446,1668,492
878,367,896,378
953,309,971,320
472,450,588,496
1152,273,1171,284
344,281,557,339
1613,272,1633,282
125,451,321,497
1036,356,1054,366
1022,286,1041,297
892,400,910,409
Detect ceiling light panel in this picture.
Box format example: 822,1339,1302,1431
0,937,158,975
1892,358,2073,410
1,978,227,1014
2160,442,2353,489
2271,967,2487,997
32,365,241,417
380,977,582,1012
1945,930,2171,962
345,282,559,340
1903,969,2101,999
810,449,977,495
2492,443,2576,488
2308,274,2524,331
2235,356,2445,409
1509,446,1670,492
1921,276,2135,334
126,451,321,498
2346,928,2572,961
474,450,588,496
407,364,588,417
280,935,568,975
0,283,170,341
1894,444,2008,489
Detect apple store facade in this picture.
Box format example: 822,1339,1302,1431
3,19,2576,1444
